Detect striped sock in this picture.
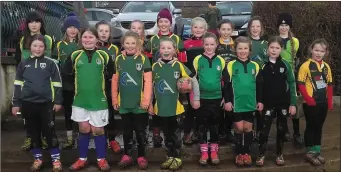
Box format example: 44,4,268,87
31,148,42,160
49,148,60,161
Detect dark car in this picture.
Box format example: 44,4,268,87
216,1,252,37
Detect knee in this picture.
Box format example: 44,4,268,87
78,122,91,133
234,123,243,132
92,127,105,136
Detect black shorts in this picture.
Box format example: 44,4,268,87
233,111,254,123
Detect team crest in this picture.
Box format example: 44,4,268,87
111,55,116,61
96,58,102,65
282,109,288,116
174,71,180,79
252,69,255,74
40,63,46,69
217,65,221,71
280,67,284,73
136,63,142,71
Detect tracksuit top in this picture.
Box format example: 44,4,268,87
63,49,113,111
12,55,62,107
224,58,262,112
152,58,194,117
261,57,297,109
184,36,204,72
193,54,225,99
216,38,237,64
280,37,299,69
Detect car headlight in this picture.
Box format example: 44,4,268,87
241,23,248,29
111,19,120,27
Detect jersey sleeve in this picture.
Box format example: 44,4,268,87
12,62,25,107
50,60,63,105
224,61,234,103
325,63,333,85
178,62,194,78
297,62,309,85
193,55,201,73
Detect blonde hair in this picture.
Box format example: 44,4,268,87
191,17,208,30
121,31,142,53
130,20,146,40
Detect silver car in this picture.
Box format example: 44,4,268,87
111,1,182,43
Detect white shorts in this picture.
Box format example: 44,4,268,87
71,106,109,127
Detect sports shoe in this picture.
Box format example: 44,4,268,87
315,153,325,164
97,159,110,171
161,157,174,169
109,140,121,153
182,134,193,145
256,155,265,167
62,139,74,150
199,144,209,165
137,157,148,170
118,155,133,168
276,155,285,166
52,160,62,172
305,152,321,166
243,154,252,166
41,137,48,150
30,159,43,171
21,137,32,151
69,159,87,171
210,143,220,165
169,158,182,171
235,154,244,166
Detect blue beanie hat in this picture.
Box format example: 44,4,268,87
62,12,80,32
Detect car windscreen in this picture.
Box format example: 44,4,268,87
121,1,170,13
217,2,252,15
86,11,113,21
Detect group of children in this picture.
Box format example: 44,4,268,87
11,7,333,172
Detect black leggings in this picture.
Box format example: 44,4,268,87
160,116,182,158
218,109,234,135
197,99,221,144
63,90,74,131
183,93,198,135
121,113,149,157
105,94,117,141
303,103,328,148
258,107,288,156
22,101,59,149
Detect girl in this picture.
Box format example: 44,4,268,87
182,17,207,145
297,39,333,166
15,10,55,151
64,28,114,171
256,36,297,167
12,34,63,171
145,8,187,147
130,20,147,49
95,20,121,154
216,19,237,143
247,16,268,141
112,31,152,170
193,32,225,165
223,36,263,167
150,37,200,170
57,12,81,150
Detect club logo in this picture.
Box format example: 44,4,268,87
158,79,175,93
282,109,287,116
40,63,46,69
96,58,102,65
136,63,142,71
280,67,284,73
217,65,221,71
174,71,180,79
252,69,255,74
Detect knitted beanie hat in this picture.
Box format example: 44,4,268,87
157,8,172,24
63,12,80,32
277,12,293,27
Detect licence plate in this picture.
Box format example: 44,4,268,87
232,31,239,36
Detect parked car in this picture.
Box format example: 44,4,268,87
217,1,252,37
110,1,183,43
180,18,192,40
200,1,252,38
86,8,122,42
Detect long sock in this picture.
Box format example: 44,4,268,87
94,134,107,160
31,148,42,160
314,145,321,153
78,133,90,159
49,148,60,161
292,118,300,135
234,133,243,154
243,131,253,154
